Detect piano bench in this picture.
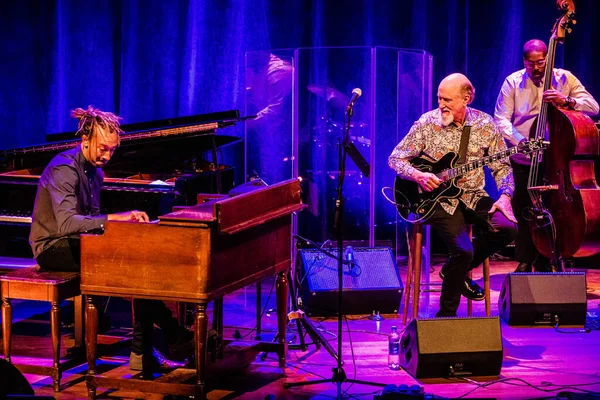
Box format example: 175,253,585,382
0,266,82,392
0,257,38,275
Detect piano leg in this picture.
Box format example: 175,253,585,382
276,270,289,368
2,298,13,364
195,302,208,400
50,301,61,392
85,295,98,400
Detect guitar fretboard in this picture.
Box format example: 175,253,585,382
442,147,521,180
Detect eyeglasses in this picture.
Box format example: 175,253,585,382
524,59,546,67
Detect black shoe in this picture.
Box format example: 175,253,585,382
439,271,486,301
462,277,485,301
130,348,186,372
514,262,532,273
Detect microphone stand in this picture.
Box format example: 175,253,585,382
284,93,384,399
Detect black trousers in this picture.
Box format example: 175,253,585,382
36,238,183,355
36,237,81,272
427,197,517,316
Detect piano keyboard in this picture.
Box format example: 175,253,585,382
0,214,32,224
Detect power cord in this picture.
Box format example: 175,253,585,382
454,375,600,398
553,314,591,334
294,234,362,285
232,277,276,340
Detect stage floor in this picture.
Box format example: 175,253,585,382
6,258,600,399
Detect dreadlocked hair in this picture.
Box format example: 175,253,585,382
71,105,123,145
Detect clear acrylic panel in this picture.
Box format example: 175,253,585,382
244,50,296,185
378,48,433,256
245,47,432,258
296,47,373,244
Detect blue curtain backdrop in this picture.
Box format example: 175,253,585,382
1,0,598,149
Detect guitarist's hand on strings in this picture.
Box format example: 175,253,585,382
489,194,517,224
412,170,441,192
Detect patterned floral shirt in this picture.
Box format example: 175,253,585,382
388,107,514,215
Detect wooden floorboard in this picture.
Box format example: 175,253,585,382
3,258,600,399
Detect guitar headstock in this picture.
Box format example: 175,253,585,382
517,139,550,154
552,0,576,42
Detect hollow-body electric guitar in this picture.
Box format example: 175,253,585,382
394,139,547,223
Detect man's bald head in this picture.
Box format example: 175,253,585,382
523,39,548,58
439,73,476,105
437,73,475,126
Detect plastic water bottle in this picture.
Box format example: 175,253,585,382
388,325,400,370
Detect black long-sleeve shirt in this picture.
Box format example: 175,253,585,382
29,146,107,258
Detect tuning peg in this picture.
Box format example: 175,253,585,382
567,28,572,34
572,19,577,25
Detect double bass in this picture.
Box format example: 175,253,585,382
529,0,600,266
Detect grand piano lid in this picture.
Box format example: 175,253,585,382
45,109,243,142
1,110,246,172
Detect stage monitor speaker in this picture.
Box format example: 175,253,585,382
399,317,503,379
0,358,34,397
297,247,403,316
498,272,587,326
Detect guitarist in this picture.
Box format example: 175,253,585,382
389,73,517,318
494,39,599,273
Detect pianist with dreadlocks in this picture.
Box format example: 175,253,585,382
29,106,193,372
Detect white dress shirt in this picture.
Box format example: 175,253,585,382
494,68,599,145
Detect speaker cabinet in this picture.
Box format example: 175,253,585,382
399,317,503,379
297,247,403,316
498,272,587,326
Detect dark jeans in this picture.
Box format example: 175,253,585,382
511,159,549,266
427,197,517,316
36,238,183,355
36,238,81,272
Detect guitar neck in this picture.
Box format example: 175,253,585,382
442,147,520,180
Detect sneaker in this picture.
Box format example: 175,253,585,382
129,348,186,371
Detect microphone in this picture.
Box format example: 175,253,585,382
344,246,360,277
347,88,362,110
344,245,354,268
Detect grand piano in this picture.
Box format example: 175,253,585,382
81,178,304,399
0,110,242,258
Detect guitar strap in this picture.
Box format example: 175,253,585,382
457,125,471,165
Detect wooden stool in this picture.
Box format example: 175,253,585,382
0,257,39,275
0,257,39,330
1,266,82,392
402,223,491,325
